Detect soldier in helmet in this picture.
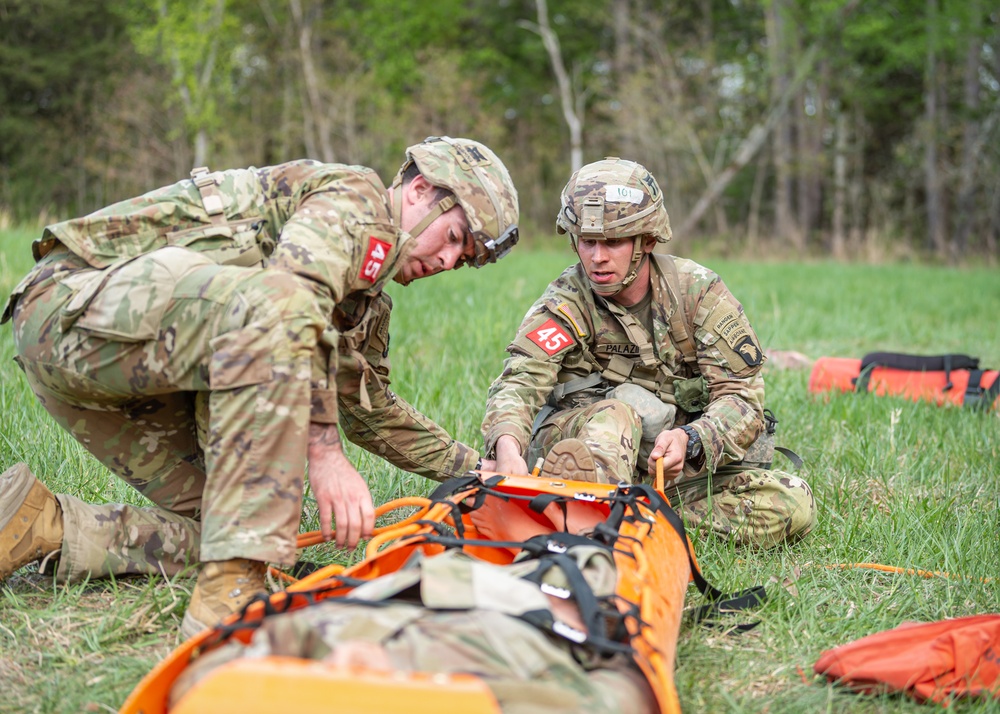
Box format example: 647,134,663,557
0,137,519,636
482,158,814,548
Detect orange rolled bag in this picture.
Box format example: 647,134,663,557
808,352,1000,410
814,614,1000,705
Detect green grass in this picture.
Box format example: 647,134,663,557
2,230,999,713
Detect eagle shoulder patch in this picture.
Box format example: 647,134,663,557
708,303,763,369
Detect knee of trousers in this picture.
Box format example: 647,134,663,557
582,399,643,438
745,470,817,544
574,399,642,483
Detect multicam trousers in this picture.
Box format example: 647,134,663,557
528,399,816,548
10,246,322,581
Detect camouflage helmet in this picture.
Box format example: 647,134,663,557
394,136,520,268
555,158,671,243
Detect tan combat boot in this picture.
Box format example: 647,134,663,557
0,463,64,580
539,439,601,483
180,559,269,639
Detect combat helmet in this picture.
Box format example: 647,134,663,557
555,158,671,296
393,136,520,267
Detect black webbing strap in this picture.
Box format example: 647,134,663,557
964,370,984,406
612,483,766,630
964,369,1000,410
982,372,1000,410
855,352,980,393
520,553,635,657
775,446,805,470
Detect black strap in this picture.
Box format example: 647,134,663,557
855,353,980,394
775,446,804,470
982,372,1000,411
608,484,767,627
859,352,979,373
520,553,635,657
963,369,984,406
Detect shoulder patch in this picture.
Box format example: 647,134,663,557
703,300,764,371
526,318,575,357
555,303,587,338
359,235,392,283
712,305,750,349
734,337,763,366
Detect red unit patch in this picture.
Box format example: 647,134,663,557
359,236,392,283
527,318,575,356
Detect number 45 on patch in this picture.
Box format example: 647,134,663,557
359,236,393,283
527,318,575,356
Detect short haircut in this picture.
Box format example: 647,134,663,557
402,162,451,203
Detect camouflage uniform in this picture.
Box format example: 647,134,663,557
170,549,655,714
482,256,816,548
1,160,486,582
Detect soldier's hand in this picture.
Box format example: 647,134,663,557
647,429,687,481
495,435,529,476
308,424,375,549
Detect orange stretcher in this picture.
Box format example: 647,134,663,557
809,352,1000,410
121,472,759,714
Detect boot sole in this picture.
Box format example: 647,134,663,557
540,439,600,483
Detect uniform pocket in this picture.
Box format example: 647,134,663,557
166,219,271,267
70,247,215,342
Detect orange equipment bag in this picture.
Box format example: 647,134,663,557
120,474,764,714
808,352,1000,410
814,614,1000,706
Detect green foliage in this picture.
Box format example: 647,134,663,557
0,0,138,213
1,0,999,252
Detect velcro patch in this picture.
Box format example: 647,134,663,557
713,306,750,349
605,185,644,204
734,336,763,366
595,343,640,357
359,236,392,283
454,143,492,170
527,318,575,357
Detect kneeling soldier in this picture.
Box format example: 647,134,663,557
482,158,814,548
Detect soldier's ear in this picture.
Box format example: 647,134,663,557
404,174,435,207
641,235,657,253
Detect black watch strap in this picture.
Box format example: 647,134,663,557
679,425,703,460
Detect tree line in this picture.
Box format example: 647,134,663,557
1,0,997,261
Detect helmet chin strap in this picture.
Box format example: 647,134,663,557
573,235,648,297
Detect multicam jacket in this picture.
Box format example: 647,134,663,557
482,255,768,475
4,160,479,479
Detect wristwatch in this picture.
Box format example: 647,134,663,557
678,425,703,461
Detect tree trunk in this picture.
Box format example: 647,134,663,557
612,0,634,157
677,44,820,238
524,0,583,172
797,56,826,245
290,0,335,163
766,0,800,251
953,0,981,259
923,0,946,257
746,149,767,251
849,107,866,254
831,109,848,259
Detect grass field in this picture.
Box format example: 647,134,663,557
1,227,999,713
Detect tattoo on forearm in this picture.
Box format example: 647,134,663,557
309,423,342,447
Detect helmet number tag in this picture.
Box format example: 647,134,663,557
527,318,575,356
359,236,392,283
605,184,644,204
